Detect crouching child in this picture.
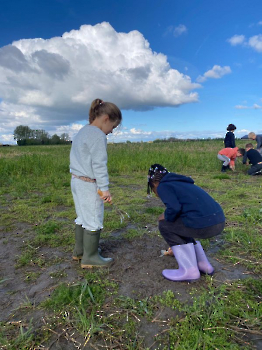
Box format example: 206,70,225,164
243,143,262,175
217,147,245,172
147,164,225,282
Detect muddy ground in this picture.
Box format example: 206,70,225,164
0,219,261,349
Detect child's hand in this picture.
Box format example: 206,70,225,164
98,190,112,203
230,165,235,171
165,247,174,256
161,247,174,256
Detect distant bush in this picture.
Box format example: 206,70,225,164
17,138,71,146
14,125,71,146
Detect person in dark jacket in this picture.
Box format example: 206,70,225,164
224,123,236,148
248,132,262,155
243,143,262,175
147,164,225,282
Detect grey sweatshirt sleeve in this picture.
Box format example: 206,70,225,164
90,136,109,191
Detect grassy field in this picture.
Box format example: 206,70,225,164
0,140,261,350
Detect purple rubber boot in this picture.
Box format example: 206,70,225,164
162,243,200,282
194,241,214,275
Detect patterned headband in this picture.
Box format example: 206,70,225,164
148,165,168,180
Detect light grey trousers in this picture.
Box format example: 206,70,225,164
71,176,104,231
217,154,230,166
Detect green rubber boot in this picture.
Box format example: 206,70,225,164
81,229,113,268
72,225,102,261
72,224,83,261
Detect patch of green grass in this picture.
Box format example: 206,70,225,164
103,210,127,232
220,227,262,272
16,246,37,267
43,270,118,312
125,227,147,239
145,206,164,215
213,173,231,180
16,242,48,268
0,320,39,350
24,271,41,283
43,280,97,310
241,207,262,225
34,232,73,248
49,270,68,279
40,271,119,343
153,289,182,310
29,221,74,249
156,278,262,349
35,220,59,234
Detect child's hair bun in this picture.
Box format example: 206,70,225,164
227,124,236,131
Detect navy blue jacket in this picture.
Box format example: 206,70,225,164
157,173,225,229
224,131,235,148
243,149,262,166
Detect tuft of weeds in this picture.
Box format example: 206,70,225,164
16,245,37,268
24,271,41,283
0,320,40,350
153,289,182,310
49,271,68,279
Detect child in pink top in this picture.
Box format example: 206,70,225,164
217,147,245,172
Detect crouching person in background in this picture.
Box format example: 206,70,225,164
248,132,262,155
217,147,245,172
243,143,262,176
147,164,225,282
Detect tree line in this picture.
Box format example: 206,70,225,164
14,125,71,146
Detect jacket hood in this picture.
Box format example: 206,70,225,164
160,172,194,184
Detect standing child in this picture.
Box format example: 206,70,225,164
243,143,262,175
147,164,225,282
224,124,236,148
70,98,122,268
248,132,262,155
217,147,245,172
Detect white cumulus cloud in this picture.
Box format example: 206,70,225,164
227,33,262,53
0,22,200,143
227,35,245,46
196,65,231,83
248,34,262,52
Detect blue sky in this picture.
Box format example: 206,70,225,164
0,0,262,143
